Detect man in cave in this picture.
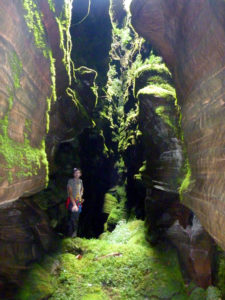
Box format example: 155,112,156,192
66,168,84,237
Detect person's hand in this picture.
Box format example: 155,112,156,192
72,205,78,212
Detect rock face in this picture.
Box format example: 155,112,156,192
135,63,182,193
167,216,214,289
0,0,96,204
0,0,97,293
0,1,52,203
131,0,225,250
0,199,55,297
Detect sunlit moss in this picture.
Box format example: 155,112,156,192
55,0,73,85
155,105,176,131
66,87,90,121
206,286,222,299
48,0,55,12
19,220,188,299
22,0,57,125
8,51,23,90
105,186,127,231
0,116,48,184
23,0,49,58
133,53,172,97
179,160,193,201
103,193,118,214
137,85,176,100
49,50,57,102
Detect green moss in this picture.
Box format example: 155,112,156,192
134,160,147,182
23,0,49,58
8,51,23,90
22,0,57,130
114,158,126,176
66,87,90,121
104,186,127,231
179,160,193,201
18,261,56,300
55,0,73,85
103,193,118,214
20,220,188,299
48,0,55,12
106,65,123,100
134,61,170,81
49,50,57,102
7,92,14,111
206,286,222,299
0,116,48,184
112,26,132,47
189,287,206,300
216,251,225,298
155,105,176,131
137,85,176,100
81,292,107,300
133,53,172,96
107,207,125,230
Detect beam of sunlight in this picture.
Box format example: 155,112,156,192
124,0,132,11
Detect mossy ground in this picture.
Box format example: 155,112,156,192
19,220,190,300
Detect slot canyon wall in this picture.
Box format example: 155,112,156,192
0,0,224,296
0,0,97,291
0,0,96,204
131,0,225,250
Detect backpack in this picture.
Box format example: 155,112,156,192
66,197,82,213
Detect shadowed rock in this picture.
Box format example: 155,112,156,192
0,199,55,297
131,0,225,250
167,216,214,289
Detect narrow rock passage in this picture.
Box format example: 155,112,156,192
1,0,225,299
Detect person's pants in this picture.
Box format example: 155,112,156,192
67,203,80,237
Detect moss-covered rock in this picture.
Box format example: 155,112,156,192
18,264,55,300
103,193,118,214
206,286,222,300
216,249,225,298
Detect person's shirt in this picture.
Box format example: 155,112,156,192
67,178,83,199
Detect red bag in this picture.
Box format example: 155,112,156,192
66,197,83,212
66,197,70,209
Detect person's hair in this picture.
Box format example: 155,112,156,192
73,168,81,173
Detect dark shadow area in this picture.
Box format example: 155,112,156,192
71,0,112,87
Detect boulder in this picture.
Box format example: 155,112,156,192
167,216,214,288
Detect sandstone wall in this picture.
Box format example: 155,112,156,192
131,0,225,249
0,0,96,204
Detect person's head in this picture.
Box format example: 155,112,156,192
73,168,82,179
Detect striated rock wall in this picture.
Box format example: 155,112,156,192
0,1,97,292
131,0,225,250
0,1,53,203
0,0,96,205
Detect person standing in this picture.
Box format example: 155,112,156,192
67,168,84,237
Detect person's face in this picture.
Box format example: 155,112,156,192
74,170,81,178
